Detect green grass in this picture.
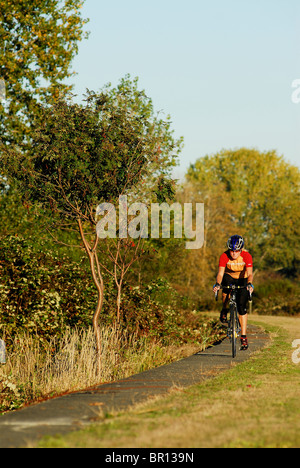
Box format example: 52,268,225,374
38,316,300,448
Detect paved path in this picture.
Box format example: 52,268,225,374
0,324,270,448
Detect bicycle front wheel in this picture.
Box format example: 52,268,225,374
230,306,237,358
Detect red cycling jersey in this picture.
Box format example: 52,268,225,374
219,250,253,279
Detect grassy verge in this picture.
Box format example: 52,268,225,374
38,315,300,448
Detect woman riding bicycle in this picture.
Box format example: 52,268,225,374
213,235,254,350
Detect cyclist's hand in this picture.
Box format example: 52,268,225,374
213,283,221,293
247,283,254,294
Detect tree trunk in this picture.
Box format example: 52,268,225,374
77,219,103,373
116,277,123,324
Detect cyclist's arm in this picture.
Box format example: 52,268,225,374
213,266,225,292
246,266,254,293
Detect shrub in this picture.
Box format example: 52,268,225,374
0,236,225,347
0,235,96,339
253,272,300,316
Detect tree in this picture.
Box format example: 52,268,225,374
0,0,89,148
186,148,300,274
0,76,183,370
175,178,239,296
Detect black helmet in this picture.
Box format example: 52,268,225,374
227,235,244,251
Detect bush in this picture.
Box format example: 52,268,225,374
106,279,225,346
254,272,300,316
0,236,224,348
0,235,96,339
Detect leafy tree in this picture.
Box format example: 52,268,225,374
172,178,240,304
0,0,89,148
0,76,183,370
186,148,300,274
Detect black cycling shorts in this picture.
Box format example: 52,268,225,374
221,273,248,315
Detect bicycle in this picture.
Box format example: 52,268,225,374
215,285,252,358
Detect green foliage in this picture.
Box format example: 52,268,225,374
0,236,224,346
102,277,225,346
1,76,182,223
254,272,300,316
0,235,95,339
0,373,25,412
0,0,89,148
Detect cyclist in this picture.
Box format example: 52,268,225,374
213,235,254,350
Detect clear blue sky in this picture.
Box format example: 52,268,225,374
70,0,300,177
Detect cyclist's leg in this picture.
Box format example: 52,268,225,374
237,280,248,347
239,312,248,336
221,273,234,304
220,274,232,322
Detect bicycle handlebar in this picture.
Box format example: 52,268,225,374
214,284,252,301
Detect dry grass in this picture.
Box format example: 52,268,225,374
0,325,200,412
